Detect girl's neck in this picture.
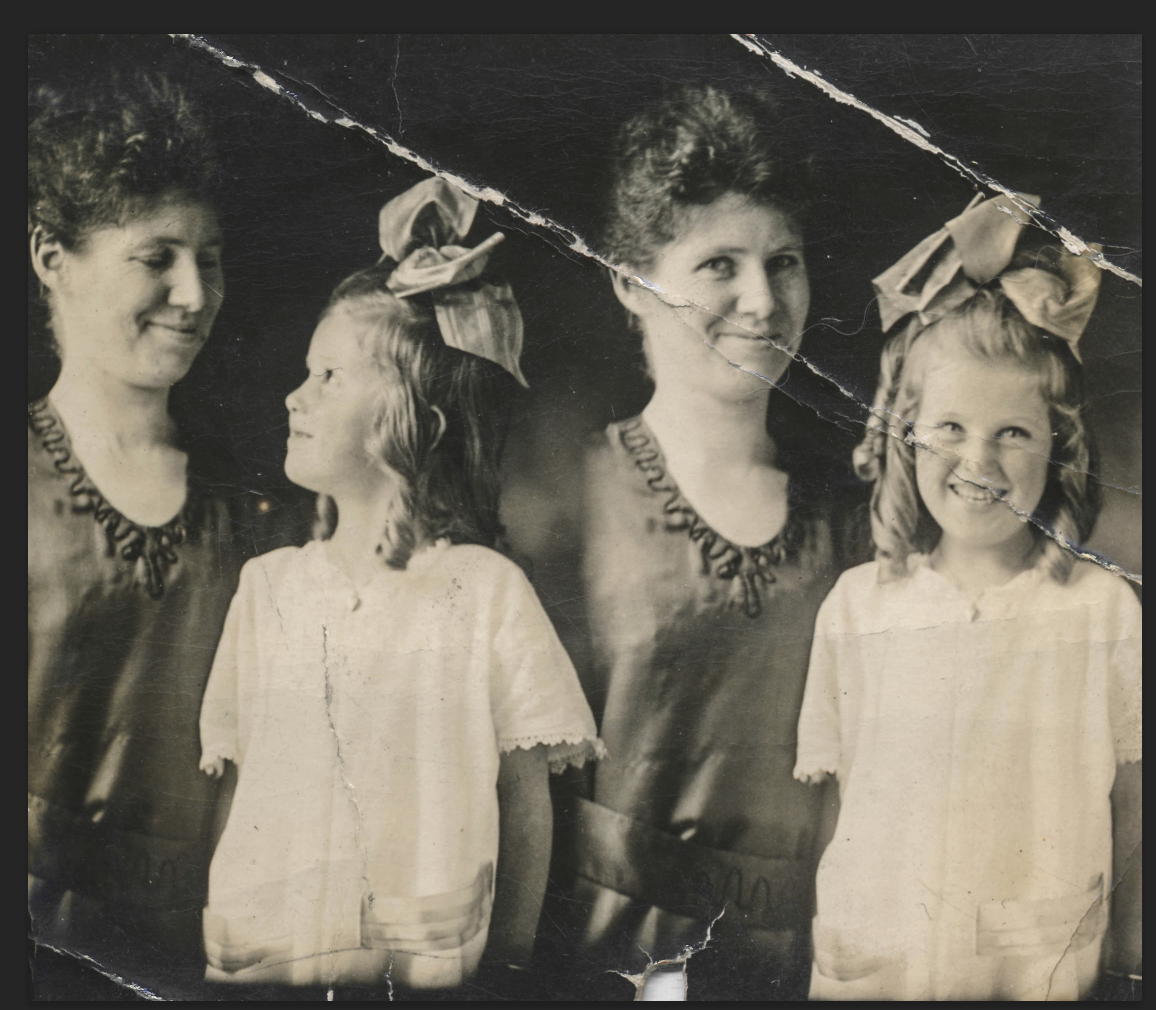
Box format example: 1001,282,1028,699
49,361,175,452
642,380,775,474
930,530,1040,598
326,489,430,588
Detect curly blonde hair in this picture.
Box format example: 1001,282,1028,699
311,265,512,570
853,287,1098,583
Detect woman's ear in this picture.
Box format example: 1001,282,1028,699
608,266,645,315
30,227,67,293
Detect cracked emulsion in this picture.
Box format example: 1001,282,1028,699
171,33,1139,589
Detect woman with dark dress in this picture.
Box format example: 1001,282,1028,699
529,86,871,999
27,73,270,992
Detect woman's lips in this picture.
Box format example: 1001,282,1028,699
147,321,202,343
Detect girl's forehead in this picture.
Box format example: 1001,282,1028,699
308,311,371,362
919,352,1048,415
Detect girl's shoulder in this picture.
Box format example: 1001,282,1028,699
1045,559,1142,625
238,544,310,587
428,542,530,588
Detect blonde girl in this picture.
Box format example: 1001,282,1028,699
197,178,601,992
794,195,1141,1000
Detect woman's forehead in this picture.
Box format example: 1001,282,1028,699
666,195,801,253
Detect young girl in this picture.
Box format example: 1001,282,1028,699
197,177,602,991
794,195,1142,1000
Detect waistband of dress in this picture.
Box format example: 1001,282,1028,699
28,793,210,910
564,797,813,932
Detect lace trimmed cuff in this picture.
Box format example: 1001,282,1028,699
498,733,608,774
792,756,839,784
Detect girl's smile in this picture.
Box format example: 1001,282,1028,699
912,347,1052,556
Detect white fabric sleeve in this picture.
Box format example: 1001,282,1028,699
199,558,259,768
489,562,605,773
793,589,846,783
1105,578,1142,765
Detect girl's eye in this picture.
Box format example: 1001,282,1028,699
699,255,736,278
996,426,1032,440
936,421,964,434
767,253,800,272
198,255,223,274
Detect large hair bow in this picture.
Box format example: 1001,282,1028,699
872,193,1102,359
379,177,529,387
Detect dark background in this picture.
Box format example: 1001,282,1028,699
27,34,1141,1000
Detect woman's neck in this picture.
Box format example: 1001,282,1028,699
642,379,775,473
930,530,1040,598
49,361,175,452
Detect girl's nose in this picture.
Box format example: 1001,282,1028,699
735,264,776,328
962,436,1004,484
285,383,304,415
169,251,208,314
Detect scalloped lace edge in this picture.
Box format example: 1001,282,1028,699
499,734,608,773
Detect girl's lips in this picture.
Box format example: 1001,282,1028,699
948,481,1005,506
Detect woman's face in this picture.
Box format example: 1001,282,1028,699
284,309,393,501
617,192,810,398
44,195,224,389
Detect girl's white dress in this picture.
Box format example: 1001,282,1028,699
794,555,1141,1001
199,539,603,989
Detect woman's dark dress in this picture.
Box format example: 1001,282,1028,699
27,399,287,992
523,391,869,999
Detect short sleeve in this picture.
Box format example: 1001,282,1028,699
489,562,605,773
793,582,851,783
1105,579,1142,765
199,558,261,768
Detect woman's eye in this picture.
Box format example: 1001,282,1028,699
139,249,174,271
936,421,964,434
198,255,223,274
997,426,1031,440
700,256,736,277
767,253,800,272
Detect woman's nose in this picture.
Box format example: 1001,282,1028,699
168,252,208,314
735,265,776,327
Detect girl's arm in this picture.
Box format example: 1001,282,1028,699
487,743,551,966
1105,759,1142,976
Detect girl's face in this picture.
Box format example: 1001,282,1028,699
912,345,1053,556
616,192,810,398
44,195,224,388
284,310,393,500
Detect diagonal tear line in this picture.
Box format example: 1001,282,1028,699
731,35,1142,289
173,35,1140,582
169,38,867,428
32,941,165,1000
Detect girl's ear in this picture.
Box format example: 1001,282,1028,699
30,226,67,293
